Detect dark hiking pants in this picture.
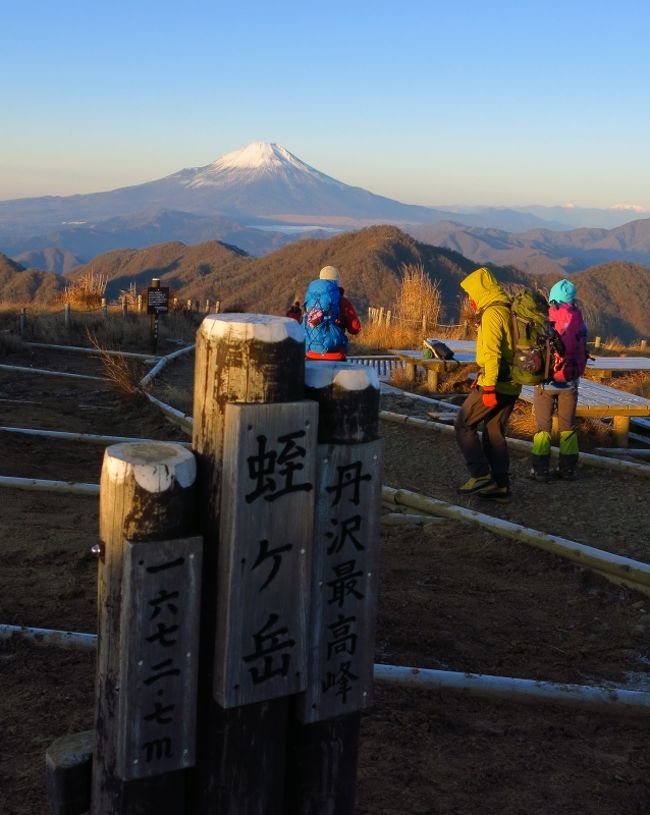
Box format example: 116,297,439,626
455,388,518,488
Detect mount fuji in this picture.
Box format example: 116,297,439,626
1,142,647,273
0,142,443,239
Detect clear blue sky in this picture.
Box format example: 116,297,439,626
2,0,649,211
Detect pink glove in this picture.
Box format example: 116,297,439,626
481,387,498,409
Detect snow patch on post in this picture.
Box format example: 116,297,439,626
305,361,379,391
104,442,197,492
198,313,305,344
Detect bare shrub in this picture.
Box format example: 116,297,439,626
395,263,442,332
86,330,143,396
59,272,108,310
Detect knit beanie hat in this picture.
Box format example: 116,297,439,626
549,278,576,304
319,265,340,283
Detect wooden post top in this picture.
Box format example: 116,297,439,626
103,442,196,492
197,313,304,344
305,362,379,392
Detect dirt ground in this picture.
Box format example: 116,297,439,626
1,343,649,815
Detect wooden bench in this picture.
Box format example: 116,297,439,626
582,356,650,381
389,350,478,391
519,380,650,446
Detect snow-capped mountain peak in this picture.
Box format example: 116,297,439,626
183,141,321,189
212,142,304,171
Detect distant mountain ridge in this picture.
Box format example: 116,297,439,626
2,226,648,340
55,226,647,343
406,218,650,277
1,141,647,274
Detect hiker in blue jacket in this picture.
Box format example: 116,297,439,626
530,278,588,482
303,266,360,360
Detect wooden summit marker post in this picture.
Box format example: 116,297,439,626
189,313,310,814
91,441,201,815
286,362,383,815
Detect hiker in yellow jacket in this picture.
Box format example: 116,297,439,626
455,267,521,503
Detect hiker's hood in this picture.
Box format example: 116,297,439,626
460,267,510,311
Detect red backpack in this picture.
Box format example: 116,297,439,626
549,302,588,383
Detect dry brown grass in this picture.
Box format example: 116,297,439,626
59,271,107,310
395,263,442,330
0,304,200,352
606,371,650,398
354,264,468,352
86,330,144,397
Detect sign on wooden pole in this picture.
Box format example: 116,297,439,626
214,401,317,707
286,362,382,815
116,535,202,780
189,314,306,815
298,437,382,722
92,441,198,815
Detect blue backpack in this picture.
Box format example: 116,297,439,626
303,278,346,355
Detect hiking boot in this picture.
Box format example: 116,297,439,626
529,467,550,483
458,474,494,495
477,483,511,503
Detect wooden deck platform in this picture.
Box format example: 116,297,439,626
519,380,650,446
383,346,650,447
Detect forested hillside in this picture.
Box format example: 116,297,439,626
3,227,649,342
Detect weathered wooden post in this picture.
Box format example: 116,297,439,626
594,335,602,349
64,303,71,330
122,297,128,317
286,362,382,815
101,298,108,319
215,299,221,313
641,339,647,351
189,314,310,814
90,441,201,815
204,299,211,313
137,294,143,314
19,306,27,334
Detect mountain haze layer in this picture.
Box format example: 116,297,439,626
2,142,647,274
406,219,650,277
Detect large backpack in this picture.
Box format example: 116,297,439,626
509,288,562,385
549,302,588,382
303,278,346,355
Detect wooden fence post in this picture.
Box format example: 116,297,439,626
122,297,128,317
101,298,108,319
64,303,71,330
137,294,143,314
188,314,306,814
19,307,27,334
285,362,383,815
91,441,200,815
